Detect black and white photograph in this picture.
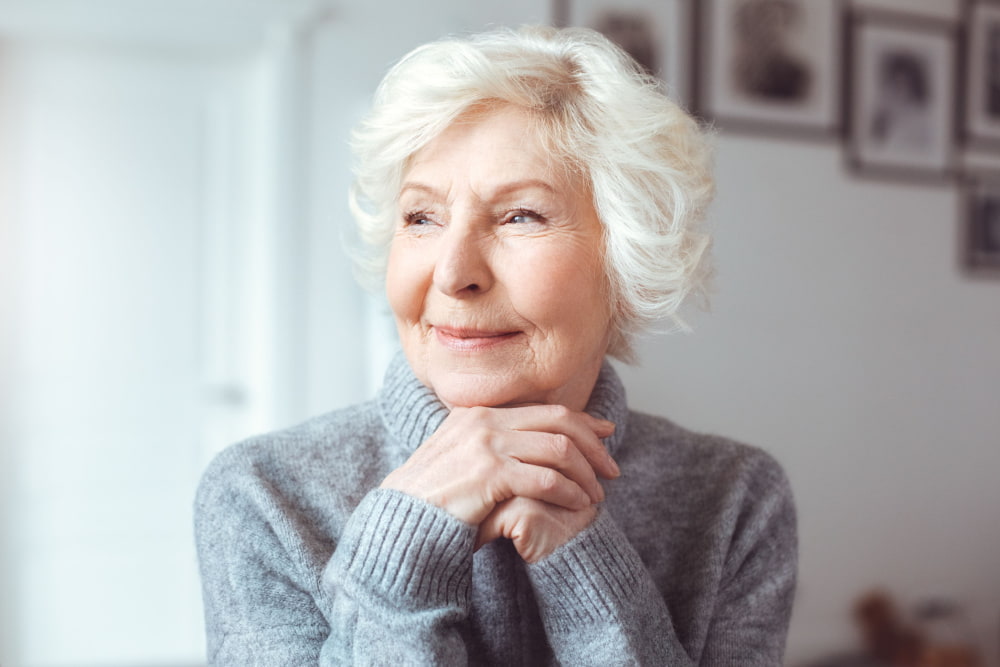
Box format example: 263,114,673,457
961,0,1000,150
846,11,957,181
963,175,1000,275
566,0,690,103
694,0,842,137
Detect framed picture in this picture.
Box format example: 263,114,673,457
564,0,692,104
844,11,958,182
961,174,1000,276
961,0,1000,150
693,0,843,138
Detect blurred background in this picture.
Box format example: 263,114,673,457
1,0,997,665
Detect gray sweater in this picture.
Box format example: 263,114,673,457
194,354,797,665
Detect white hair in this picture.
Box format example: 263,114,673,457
349,25,715,361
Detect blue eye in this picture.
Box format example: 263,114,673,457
506,210,542,225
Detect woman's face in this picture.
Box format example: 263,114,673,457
387,105,612,410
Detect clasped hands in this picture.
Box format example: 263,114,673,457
380,405,619,563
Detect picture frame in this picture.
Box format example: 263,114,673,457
961,173,1000,276
960,0,1000,151
692,0,843,138
844,10,958,182
563,0,692,105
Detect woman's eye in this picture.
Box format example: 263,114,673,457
506,210,543,225
403,212,434,226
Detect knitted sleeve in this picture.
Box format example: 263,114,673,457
195,449,476,666
526,456,797,666
320,489,476,665
526,509,696,664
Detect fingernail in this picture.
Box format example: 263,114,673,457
608,456,621,478
586,413,613,425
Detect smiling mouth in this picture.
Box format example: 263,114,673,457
433,326,521,351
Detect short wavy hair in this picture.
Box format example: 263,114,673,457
349,25,714,362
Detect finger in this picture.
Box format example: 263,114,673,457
491,461,592,513
475,497,533,552
505,430,604,503
581,412,616,438
474,501,506,551
506,405,620,479
476,497,597,563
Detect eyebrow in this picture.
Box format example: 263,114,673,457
399,178,558,201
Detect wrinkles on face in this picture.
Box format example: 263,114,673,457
386,105,612,410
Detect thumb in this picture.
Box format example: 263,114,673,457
474,500,512,551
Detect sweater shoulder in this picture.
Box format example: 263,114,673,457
194,400,391,526
610,410,797,607
623,409,790,492
201,400,379,475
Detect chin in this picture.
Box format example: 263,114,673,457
429,371,539,409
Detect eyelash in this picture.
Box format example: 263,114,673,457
402,210,433,226
400,208,547,227
504,208,545,225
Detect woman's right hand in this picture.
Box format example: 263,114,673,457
379,404,619,526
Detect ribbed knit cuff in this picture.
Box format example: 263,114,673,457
325,488,476,611
526,508,649,632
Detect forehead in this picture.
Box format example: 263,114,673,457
403,105,575,192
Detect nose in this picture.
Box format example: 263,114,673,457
432,223,494,297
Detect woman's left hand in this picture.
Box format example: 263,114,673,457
474,496,598,563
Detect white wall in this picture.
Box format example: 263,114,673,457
0,6,331,663
1,41,221,664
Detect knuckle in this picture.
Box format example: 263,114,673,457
549,433,573,460
547,404,571,420
466,405,492,421
470,425,495,448
536,468,559,493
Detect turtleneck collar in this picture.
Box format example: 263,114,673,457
377,351,628,456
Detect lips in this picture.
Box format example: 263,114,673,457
433,325,521,351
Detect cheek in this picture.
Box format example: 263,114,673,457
514,249,610,336
385,244,425,323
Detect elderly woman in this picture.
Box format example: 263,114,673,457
195,25,796,665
